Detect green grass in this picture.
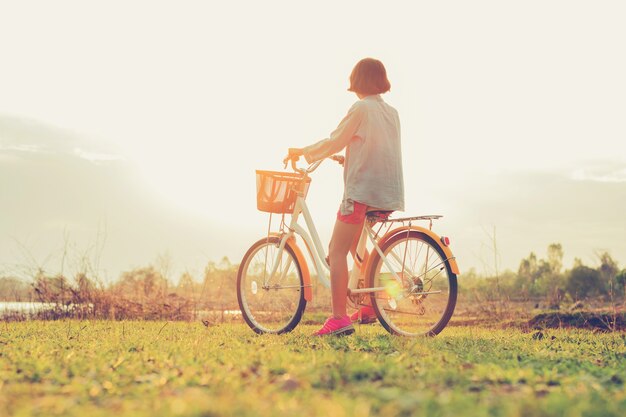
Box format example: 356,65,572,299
1,321,626,417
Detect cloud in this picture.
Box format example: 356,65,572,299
570,164,626,183
0,115,121,164
72,148,123,164
0,144,44,153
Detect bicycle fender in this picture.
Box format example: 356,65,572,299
269,233,313,301
375,226,460,275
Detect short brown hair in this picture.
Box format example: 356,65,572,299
348,58,391,95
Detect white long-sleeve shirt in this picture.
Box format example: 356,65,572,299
303,95,404,215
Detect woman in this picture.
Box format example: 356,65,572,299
285,58,404,336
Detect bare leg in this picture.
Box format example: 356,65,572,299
328,219,363,318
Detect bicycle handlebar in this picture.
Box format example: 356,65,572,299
286,154,343,176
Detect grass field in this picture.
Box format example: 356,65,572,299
1,321,626,417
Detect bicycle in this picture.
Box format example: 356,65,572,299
236,156,460,336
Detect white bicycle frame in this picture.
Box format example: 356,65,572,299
265,162,435,299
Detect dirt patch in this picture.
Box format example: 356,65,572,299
448,317,528,329
528,311,626,331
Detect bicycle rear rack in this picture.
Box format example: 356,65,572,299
382,214,443,223
370,214,443,234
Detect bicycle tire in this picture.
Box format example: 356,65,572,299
237,236,307,334
367,230,457,336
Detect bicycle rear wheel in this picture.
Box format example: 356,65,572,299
367,230,457,336
237,236,306,334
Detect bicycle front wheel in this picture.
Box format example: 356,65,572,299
237,236,307,334
367,230,457,336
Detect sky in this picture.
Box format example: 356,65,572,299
1,1,625,283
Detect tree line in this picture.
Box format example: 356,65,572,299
1,244,624,319
461,243,626,308
0,257,238,320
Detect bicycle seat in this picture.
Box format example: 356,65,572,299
366,210,393,222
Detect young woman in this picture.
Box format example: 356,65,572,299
285,58,404,336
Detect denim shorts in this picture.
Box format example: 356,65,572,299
337,202,393,224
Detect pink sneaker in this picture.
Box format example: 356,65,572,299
313,316,355,336
350,306,377,324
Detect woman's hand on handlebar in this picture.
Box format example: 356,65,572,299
283,148,304,169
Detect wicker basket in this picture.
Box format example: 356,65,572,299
255,170,311,214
